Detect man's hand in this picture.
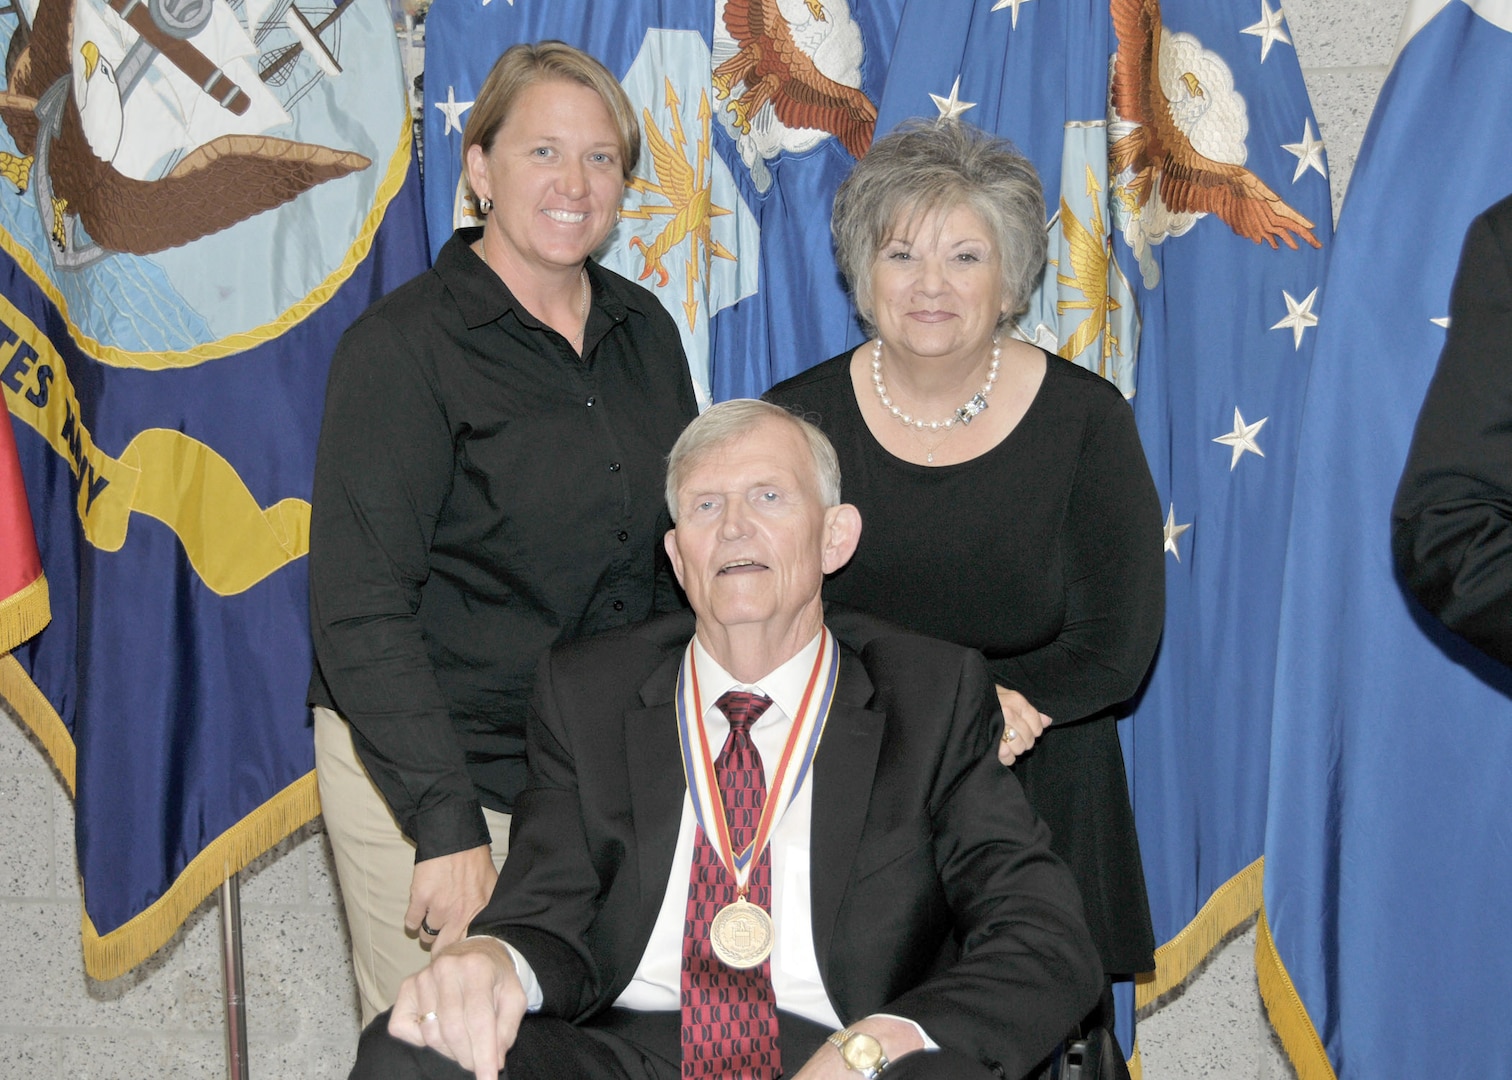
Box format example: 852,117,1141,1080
790,1016,925,1079
996,687,1052,766
388,937,528,1080
406,845,498,950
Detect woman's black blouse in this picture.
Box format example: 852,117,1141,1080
309,228,698,861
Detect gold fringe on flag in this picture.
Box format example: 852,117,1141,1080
0,574,49,655
0,657,322,980
1255,905,1336,1080
81,771,320,981
1135,856,1265,1009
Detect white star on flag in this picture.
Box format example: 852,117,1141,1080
435,86,474,136
1213,408,1269,470
1241,0,1292,62
1431,316,1451,329
1281,118,1326,182
1271,287,1319,350
930,76,977,121
991,0,1034,28
1163,504,1192,562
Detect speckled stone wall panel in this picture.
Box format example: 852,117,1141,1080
1137,925,1296,1080
1285,0,1402,70
1305,69,1392,222
0,707,361,1079
0,771,55,897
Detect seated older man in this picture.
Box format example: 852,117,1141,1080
351,400,1101,1080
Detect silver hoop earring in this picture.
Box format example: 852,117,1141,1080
478,197,493,214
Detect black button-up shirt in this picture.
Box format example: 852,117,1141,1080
309,228,698,861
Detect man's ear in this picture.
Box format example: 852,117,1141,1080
820,504,862,575
664,528,686,587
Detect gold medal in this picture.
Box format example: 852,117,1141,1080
709,895,774,969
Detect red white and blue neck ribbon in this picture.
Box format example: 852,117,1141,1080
676,626,838,892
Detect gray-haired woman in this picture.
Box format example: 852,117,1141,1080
766,119,1164,1049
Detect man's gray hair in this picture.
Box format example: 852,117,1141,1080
665,400,842,519
831,118,1048,329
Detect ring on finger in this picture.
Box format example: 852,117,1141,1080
419,1011,438,1024
420,916,440,937
1002,727,1018,743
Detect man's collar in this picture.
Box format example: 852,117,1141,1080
691,629,826,724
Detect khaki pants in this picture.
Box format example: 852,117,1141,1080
314,706,511,1025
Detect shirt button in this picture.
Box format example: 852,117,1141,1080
617,531,629,542
586,396,596,407
608,462,621,472
612,600,625,612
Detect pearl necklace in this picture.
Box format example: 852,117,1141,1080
870,336,1001,462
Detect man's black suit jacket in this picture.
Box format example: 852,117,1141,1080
1394,193,1512,665
471,610,1102,1080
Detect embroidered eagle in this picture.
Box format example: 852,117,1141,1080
1109,0,1321,250
713,0,876,159
0,0,369,259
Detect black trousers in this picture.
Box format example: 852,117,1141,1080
351,1006,1001,1080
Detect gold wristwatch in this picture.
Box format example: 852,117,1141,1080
827,1027,890,1077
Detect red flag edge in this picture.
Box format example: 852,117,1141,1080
0,571,48,655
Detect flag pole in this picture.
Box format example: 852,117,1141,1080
219,874,249,1080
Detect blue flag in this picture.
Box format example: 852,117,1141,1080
1264,2,1512,1074
1101,0,1333,1021
0,0,428,977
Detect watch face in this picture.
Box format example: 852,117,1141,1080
842,1033,885,1070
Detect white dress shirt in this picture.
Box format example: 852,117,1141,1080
614,631,837,1024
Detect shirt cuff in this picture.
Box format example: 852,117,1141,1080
868,1013,938,1052
411,797,493,863
467,935,544,1012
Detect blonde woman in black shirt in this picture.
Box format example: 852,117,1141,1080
308,41,698,1024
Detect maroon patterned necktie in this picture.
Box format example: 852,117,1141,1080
681,690,781,1079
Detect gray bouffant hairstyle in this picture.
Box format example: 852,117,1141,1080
831,119,1048,328
665,400,842,519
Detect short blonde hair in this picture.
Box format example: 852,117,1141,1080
461,41,640,197
665,401,842,519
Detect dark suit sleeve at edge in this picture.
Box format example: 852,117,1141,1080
880,648,1103,1075
1393,200,1512,666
